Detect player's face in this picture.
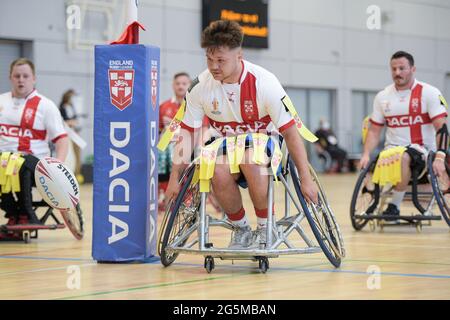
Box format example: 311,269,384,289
172,75,191,99
206,46,242,83
390,57,416,89
10,64,36,98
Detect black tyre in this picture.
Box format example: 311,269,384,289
349,157,380,231
159,164,200,267
427,151,450,227
288,158,344,268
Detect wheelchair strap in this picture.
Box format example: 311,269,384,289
372,146,406,186
157,98,186,152
198,133,284,192
0,152,26,194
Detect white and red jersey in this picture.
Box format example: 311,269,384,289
0,90,67,158
370,79,447,150
181,60,295,136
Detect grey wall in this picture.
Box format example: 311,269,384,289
1,0,450,158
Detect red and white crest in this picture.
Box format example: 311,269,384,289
411,98,419,112
244,100,253,114
108,69,135,111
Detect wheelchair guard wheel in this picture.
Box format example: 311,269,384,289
427,152,450,227
289,159,344,268
60,203,84,240
159,164,200,267
349,158,380,231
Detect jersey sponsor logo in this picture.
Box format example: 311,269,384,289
108,69,135,111
151,60,158,110
210,115,271,135
0,124,46,140
385,114,431,127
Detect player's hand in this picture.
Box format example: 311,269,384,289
164,178,180,207
359,153,370,170
433,158,449,190
301,176,319,205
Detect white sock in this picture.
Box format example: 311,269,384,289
257,217,267,229
231,215,250,228
390,190,406,208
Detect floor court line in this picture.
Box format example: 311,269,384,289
54,262,450,300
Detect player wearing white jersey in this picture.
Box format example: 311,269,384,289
360,51,448,218
0,58,69,228
165,20,318,249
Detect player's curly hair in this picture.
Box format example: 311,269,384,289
201,20,244,49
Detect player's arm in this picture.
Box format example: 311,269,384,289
54,136,69,162
360,93,385,169
282,125,318,204
165,79,204,204
430,93,448,179
360,123,383,169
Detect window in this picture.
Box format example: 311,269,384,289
285,88,335,171
0,40,22,93
350,91,377,154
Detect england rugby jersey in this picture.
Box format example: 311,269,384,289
181,60,295,136
0,90,67,158
370,80,447,150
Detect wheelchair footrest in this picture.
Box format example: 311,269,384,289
357,215,441,221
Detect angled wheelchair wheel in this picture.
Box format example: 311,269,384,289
288,158,344,268
159,164,200,267
349,157,380,231
60,203,84,240
427,152,450,227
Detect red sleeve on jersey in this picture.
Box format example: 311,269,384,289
52,133,68,143
278,119,296,133
180,121,195,132
431,112,448,122
369,119,384,127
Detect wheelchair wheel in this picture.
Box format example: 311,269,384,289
427,152,450,227
349,157,380,231
288,158,344,268
159,164,200,267
60,203,84,240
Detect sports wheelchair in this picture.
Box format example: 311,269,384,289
0,153,84,243
350,150,450,232
158,140,345,273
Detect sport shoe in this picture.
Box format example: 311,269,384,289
382,203,400,221
249,227,267,249
228,226,252,249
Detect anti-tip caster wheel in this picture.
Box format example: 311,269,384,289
415,222,422,233
23,231,30,244
258,257,269,274
204,256,215,273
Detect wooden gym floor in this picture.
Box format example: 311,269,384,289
0,173,449,300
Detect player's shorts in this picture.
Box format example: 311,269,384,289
204,134,282,189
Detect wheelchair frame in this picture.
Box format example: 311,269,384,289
350,150,450,232
158,154,345,273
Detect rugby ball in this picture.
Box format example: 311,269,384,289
34,157,80,211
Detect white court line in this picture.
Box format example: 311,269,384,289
0,263,97,277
